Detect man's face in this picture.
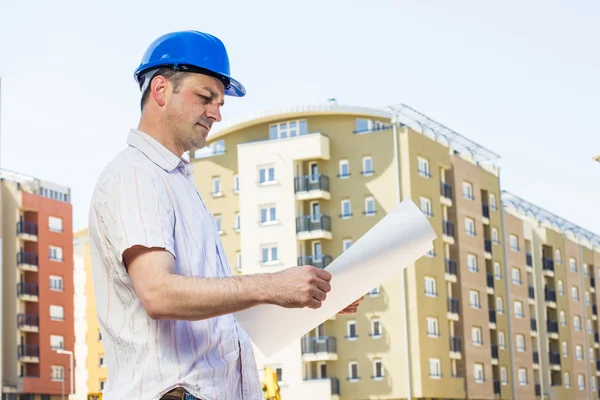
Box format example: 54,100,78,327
164,73,225,154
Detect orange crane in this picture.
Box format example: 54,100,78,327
261,367,281,400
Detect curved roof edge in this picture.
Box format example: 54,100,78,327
206,103,392,143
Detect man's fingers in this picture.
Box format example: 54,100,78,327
315,268,332,281
315,277,331,294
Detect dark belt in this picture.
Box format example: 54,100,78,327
160,387,198,400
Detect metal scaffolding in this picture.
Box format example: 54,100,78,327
501,190,600,249
388,103,501,165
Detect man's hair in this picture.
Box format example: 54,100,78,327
140,68,189,111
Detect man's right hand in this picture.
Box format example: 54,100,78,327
269,265,332,309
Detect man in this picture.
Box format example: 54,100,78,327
88,30,362,400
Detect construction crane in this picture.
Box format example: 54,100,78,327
87,393,102,400
262,367,281,400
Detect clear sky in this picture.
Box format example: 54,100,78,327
1,0,599,237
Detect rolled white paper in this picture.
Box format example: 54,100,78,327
233,199,437,358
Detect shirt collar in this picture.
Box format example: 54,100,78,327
126,129,194,176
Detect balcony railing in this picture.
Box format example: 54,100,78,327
543,257,554,272
443,220,455,237
330,378,340,395
597,360,600,372
450,336,461,353
487,274,494,289
593,305,597,316
547,320,558,334
482,203,490,219
17,344,39,358
301,336,337,355
529,285,535,299
549,351,561,365
493,380,501,395
296,215,331,233
17,314,39,327
595,332,599,344
445,259,457,276
531,318,537,332
489,309,497,324
298,255,333,269
16,221,38,236
440,182,452,199
448,298,460,314
535,384,541,397
533,351,539,364
545,287,557,302
17,282,39,297
592,277,596,289
294,175,330,193
17,252,38,266
491,344,499,359
484,239,492,253
526,253,532,266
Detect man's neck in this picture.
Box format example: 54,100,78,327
137,119,184,158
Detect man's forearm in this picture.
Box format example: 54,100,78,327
146,272,274,320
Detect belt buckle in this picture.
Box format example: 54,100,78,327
161,387,186,400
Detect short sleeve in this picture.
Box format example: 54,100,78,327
98,166,176,263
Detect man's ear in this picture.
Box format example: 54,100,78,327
150,76,169,107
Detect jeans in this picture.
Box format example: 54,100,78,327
184,394,200,400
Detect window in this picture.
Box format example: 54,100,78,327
373,359,383,379
258,166,275,183
496,297,504,313
576,345,583,360
338,160,350,178
429,358,441,378
214,215,222,233
489,193,497,210
236,252,241,270
362,156,373,175
518,368,528,386
465,217,476,236
560,311,566,326
494,262,502,279
492,228,499,244
49,276,63,291
99,355,106,367
49,246,63,262
562,341,568,357
463,181,474,200
348,362,359,381
467,254,478,272
355,118,385,133
425,277,437,296
420,197,433,217
584,263,589,277
211,177,221,195
418,157,430,177
470,290,480,308
509,234,519,251
261,245,278,264
555,249,562,264
586,291,591,306
369,285,380,296
260,205,277,224
472,327,483,345
593,376,597,391
578,374,585,390
343,239,353,251
269,120,308,139
340,199,352,218
516,334,525,351
572,286,580,302
474,363,484,383
514,301,524,318
50,335,64,350
50,305,64,321
51,366,64,382
498,332,506,349
558,280,564,295
211,139,225,154
370,318,382,338
565,372,571,388
233,174,239,193
48,216,63,232
347,320,357,339
588,319,593,333
234,212,240,230
574,316,582,331
364,197,375,216
427,317,439,337
570,257,578,272
512,267,521,285
501,367,508,384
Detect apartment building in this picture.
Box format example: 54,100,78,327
73,229,105,400
0,169,74,400
190,102,600,400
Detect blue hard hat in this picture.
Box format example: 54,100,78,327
134,30,246,97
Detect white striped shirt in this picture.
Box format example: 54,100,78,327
88,129,262,400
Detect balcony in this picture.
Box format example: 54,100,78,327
533,351,539,365
450,336,462,355
529,285,535,300
491,344,499,360
484,239,492,259
592,277,596,289
16,221,38,241
489,309,497,327
296,215,332,240
443,220,455,243
294,175,331,201
545,287,557,306
595,332,599,344
543,257,554,275
487,273,494,290
526,253,532,267
303,377,340,396
445,259,457,282
17,314,39,332
17,252,38,272
301,336,337,361
447,298,460,320
16,282,39,302
597,360,600,372
494,380,501,395
298,255,333,269
440,182,453,205
594,305,598,316
17,344,39,363
531,318,537,332
482,203,490,220
549,351,561,368
535,384,541,397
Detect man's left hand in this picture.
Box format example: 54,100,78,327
338,296,364,314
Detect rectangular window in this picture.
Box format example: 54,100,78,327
347,321,357,339
472,327,482,345
467,254,478,272
362,156,373,175
578,374,585,390
496,297,504,313
371,318,381,338
514,301,524,318
509,234,519,251
214,215,222,233
429,358,441,378
518,368,528,386
470,290,480,308
50,305,64,321
501,367,508,384
51,366,64,381
234,212,240,230
570,257,578,272
494,262,502,279
49,276,63,291
465,218,476,236
425,277,437,296
212,177,221,195
341,199,352,218
233,174,239,192
348,362,359,381
420,197,433,217
48,216,63,232
373,359,383,379
474,363,484,383
516,334,525,351
364,197,375,216
261,245,278,264
512,267,521,285
49,246,63,262
574,316,582,331
269,120,308,139
343,239,352,251
489,194,497,210
260,205,277,224
50,335,64,350
463,182,474,200
338,160,350,178
236,252,241,270
418,157,430,177
499,332,506,349
427,317,439,337
258,166,275,183
492,228,499,244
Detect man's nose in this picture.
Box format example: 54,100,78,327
206,104,222,123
